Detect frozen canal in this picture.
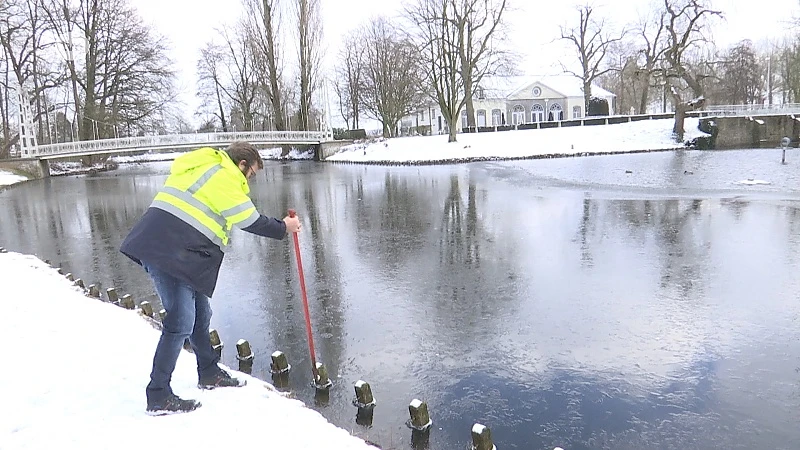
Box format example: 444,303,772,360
2,148,799,449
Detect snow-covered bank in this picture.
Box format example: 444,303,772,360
328,118,708,164
0,170,28,187
0,251,375,450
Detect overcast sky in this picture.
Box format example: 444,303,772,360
131,0,800,121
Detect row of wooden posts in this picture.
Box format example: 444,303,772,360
221,341,502,450
27,252,503,450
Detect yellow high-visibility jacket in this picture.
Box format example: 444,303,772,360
121,147,286,297
151,147,260,248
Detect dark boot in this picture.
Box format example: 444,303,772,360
146,394,201,416
198,368,246,389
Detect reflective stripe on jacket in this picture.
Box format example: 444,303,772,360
150,147,259,250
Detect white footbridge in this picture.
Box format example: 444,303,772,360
23,130,334,160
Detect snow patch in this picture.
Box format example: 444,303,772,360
737,178,771,185
472,423,486,434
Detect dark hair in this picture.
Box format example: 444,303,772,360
226,141,264,170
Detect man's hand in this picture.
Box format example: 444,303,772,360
283,215,301,234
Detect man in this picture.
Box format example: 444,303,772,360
120,141,301,415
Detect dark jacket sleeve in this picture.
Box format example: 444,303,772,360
241,215,287,239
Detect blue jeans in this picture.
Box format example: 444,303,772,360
143,263,220,403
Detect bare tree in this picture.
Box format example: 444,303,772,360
196,41,229,131
220,24,259,131
778,37,800,103
661,0,722,137
333,30,364,130
41,0,83,137
717,40,761,104
295,0,322,131
633,5,669,113
408,0,465,143
452,0,509,129
243,0,286,131
0,0,62,143
40,0,175,140
0,39,11,157
361,17,422,137
560,5,625,112
598,47,644,114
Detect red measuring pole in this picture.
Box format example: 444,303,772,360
288,209,319,380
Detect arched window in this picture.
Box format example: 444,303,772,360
531,104,545,123
491,109,502,126
572,106,582,119
511,105,525,125
476,87,485,99
476,110,487,127
549,103,563,121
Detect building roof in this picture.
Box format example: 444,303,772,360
478,75,615,99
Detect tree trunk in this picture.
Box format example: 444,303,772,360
583,80,592,114
638,71,650,114
463,71,475,128
671,93,686,140
215,84,227,131
446,116,457,142
0,75,8,158
298,0,310,131
263,1,285,131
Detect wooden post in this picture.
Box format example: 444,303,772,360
407,399,432,431
209,329,223,358
56,267,63,275
74,278,85,289
237,339,254,374
270,351,290,374
314,362,332,390
65,273,74,282
471,424,494,450
88,284,100,298
158,309,167,321
314,386,330,407
106,288,119,304
139,300,153,317
271,372,290,390
236,339,254,361
120,294,134,310
0,247,6,253
353,380,376,408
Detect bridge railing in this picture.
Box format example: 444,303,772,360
33,130,331,157
698,103,800,116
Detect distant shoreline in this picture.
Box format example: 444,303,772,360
323,145,688,166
